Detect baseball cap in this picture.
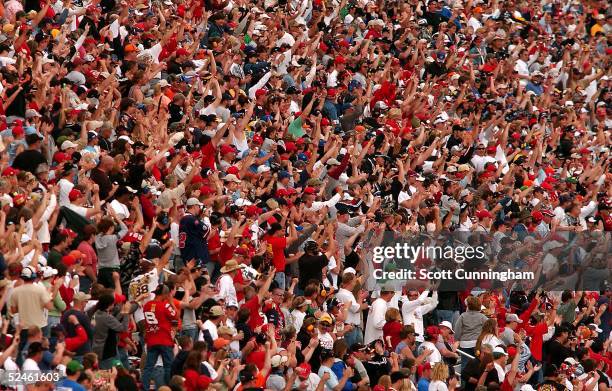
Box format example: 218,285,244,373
213,338,230,350
296,363,311,379
61,140,79,150
60,228,78,238
1,167,18,176
67,360,84,373
506,313,523,323
73,291,92,302
438,321,454,333
68,189,84,202
209,305,224,317
476,209,492,219
186,198,204,207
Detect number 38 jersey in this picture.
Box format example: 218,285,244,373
142,298,178,347
128,269,159,301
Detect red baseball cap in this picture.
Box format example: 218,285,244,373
245,205,262,216
276,189,288,197
531,211,543,221
62,255,77,266
12,126,24,137
296,363,311,379
176,48,190,56
252,134,264,145
1,167,18,177
199,185,215,195
476,209,492,219
303,186,316,195
68,189,84,202
54,152,71,164
327,88,337,97
284,141,297,152
226,166,240,176
255,89,268,98
321,117,331,126
220,145,237,155
60,228,78,238
334,55,346,65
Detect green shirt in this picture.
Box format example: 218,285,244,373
288,117,305,137
47,249,63,269
557,300,577,324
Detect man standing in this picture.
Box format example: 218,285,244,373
61,292,94,360
9,266,57,363
179,198,212,277
335,273,369,347
216,259,244,304
12,133,47,174
364,288,394,344
142,284,179,390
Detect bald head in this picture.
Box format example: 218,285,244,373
100,155,114,171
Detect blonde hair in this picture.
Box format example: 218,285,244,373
385,308,401,322
431,362,449,382
377,375,392,389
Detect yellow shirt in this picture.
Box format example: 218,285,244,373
591,23,603,36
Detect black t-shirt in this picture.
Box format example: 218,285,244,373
461,357,482,391
12,149,47,174
544,339,573,367
152,226,172,247
4,85,28,118
423,11,447,30
297,253,329,290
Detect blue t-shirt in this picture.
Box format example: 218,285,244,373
417,377,430,391
56,378,86,391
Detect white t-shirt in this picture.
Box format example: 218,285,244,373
216,274,237,303
482,334,503,348
3,357,24,391
58,178,74,207
291,309,306,331
66,203,89,218
419,341,442,364
294,373,322,391
202,319,218,341
22,358,41,373
429,380,449,391
110,199,130,219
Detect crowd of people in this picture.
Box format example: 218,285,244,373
0,0,611,389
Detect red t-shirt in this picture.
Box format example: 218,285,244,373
143,299,178,347
242,295,264,330
246,349,266,370
233,269,246,302
265,236,287,271
383,320,403,351
219,243,236,266
207,233,221,263
200,142,216,170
